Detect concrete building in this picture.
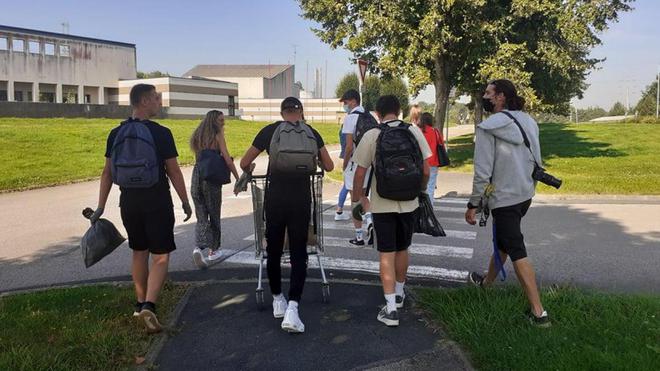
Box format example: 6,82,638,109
182,64,298,99
118,76,238,119
239,97,345,123
0,24,136,105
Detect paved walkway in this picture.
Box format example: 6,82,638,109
153,274,472,371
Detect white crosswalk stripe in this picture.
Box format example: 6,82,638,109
222,250,469,282
235,197,476,284
322,221,476,239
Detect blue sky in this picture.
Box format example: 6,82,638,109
2,0,658,110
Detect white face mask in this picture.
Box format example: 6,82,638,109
342,104,351,113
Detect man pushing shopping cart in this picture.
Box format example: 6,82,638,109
239,97,334,334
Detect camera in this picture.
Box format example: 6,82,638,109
532,165,562,189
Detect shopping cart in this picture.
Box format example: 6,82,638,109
250,172,330,308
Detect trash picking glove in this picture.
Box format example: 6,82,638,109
351,201,364,221
182,202,192,222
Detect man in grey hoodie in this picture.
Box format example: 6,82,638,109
465,79,550,327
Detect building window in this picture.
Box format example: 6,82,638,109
44,43,55,55
59,44,70,57
0,37,7,51
0,90,7,101
85,94,91,104
39,92,55,103
15,91,23,102
13,39,25,52
28,92,33,102
29,40,40,54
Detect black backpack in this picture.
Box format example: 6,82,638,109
352,111,379,146
374,121,424,201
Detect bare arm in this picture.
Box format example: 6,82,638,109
422,159,430,191
97,158,113,209
217,127,239,180
318,146,334,172
342,134,354,170
240,146,262,172
352,166,367,202
164,157,190,205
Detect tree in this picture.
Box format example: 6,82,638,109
609,101,626,116
361,75,381,112
380,76,409,115
576,106,607,122
137,70,170,79
298,0,633,132
335,72,359,98
634,80,658,116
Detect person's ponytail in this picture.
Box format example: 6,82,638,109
509,95,525,111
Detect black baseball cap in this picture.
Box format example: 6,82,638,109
340,89,360,102
281,97,303,111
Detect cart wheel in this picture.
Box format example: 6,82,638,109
322,284,330,303
256,289,265,310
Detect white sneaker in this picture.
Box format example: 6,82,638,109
192,248,208,269
207,249,226,262
281,306,305,333
334,211,350,221
272,295,288,319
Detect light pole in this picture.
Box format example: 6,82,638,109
655,66,660,119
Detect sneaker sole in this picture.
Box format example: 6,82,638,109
138,310,162,334
192,251,208,269
273,312,286,319
396,300,405,309
377,316,399,327
281,323,305,333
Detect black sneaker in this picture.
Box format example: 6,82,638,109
395,294,405,309
133,301,143,317
527,310,551,328
366,224,374,246
377,305,399,327
349,238,365,246
138,302,162,334
468,272,484,287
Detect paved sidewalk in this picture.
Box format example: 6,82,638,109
153,276,472,371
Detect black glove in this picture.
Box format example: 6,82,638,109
182,202,193,222
89,207,104,224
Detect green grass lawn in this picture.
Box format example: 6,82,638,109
416,286,660,371
0,118,340,191
446,123,660,194
0,283,185,371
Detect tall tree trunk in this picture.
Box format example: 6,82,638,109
472,91,483,129
433,57,451,133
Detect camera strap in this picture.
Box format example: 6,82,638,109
500,111,540,168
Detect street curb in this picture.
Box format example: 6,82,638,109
139,284,197,371
0,280,134,298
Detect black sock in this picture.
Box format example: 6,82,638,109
142,301,157,314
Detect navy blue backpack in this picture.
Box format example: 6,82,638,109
110,119,160,188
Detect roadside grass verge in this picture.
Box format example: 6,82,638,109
446,122,660,194
416,285,660,371
0,283,186,370
0,118,340,191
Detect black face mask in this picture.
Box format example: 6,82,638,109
482,97,495,113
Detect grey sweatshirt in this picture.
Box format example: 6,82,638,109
468,110,542,210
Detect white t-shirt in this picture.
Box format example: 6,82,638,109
341,105,365,135
353,120,432,213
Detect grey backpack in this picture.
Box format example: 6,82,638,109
110,119,160,188
268,121,318,175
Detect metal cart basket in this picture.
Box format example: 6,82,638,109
250,173,330,308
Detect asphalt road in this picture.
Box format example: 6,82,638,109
1,129,659,294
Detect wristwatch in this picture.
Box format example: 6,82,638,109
467,202,478,210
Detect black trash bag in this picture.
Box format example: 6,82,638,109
414,193,446,237
80,207,126,268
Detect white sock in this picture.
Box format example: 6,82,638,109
395,281,405,296
288,300,299,310
355,229,363,240
385,294,397,313
273,293,284,301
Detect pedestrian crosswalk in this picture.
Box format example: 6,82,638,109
234,196,476,284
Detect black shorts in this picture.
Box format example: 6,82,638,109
491,199,532,262
120,207,176,254
373,212,415,253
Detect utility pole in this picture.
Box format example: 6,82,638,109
656,65,659,118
